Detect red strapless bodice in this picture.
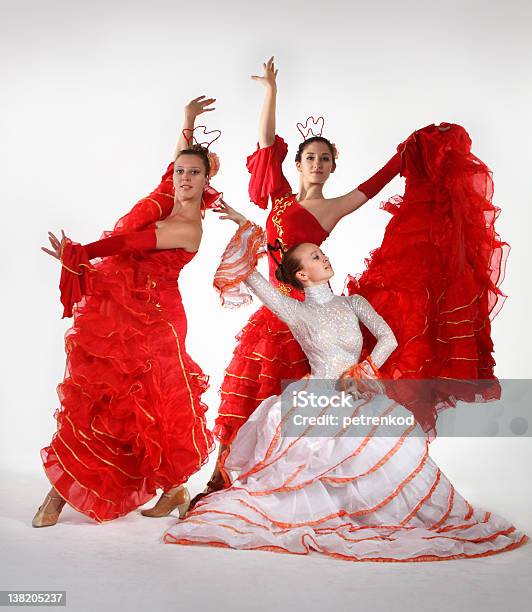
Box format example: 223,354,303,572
132,247,196,291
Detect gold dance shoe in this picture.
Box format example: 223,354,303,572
140,486,190,518
32,489,66,528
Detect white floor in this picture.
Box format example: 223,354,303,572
1,455,531,612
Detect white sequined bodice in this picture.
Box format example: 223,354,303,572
245,272,398,379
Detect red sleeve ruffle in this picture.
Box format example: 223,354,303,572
203,184,223,210
246,135,292,209
59,239,95,318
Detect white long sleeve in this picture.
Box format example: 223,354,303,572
350,295,398,369
244,271,299,326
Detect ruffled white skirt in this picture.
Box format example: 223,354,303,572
163,393,528,562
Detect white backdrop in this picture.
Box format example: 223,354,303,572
1,0,531,501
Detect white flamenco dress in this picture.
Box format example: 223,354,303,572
163,222,528,562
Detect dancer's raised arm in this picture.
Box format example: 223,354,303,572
251,56,278,148
248,57,292,209
173,95,216,160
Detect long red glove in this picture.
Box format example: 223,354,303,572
59,229,157,318
357,152,401,199
83,228,157,259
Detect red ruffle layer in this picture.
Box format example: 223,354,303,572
214,305,310,445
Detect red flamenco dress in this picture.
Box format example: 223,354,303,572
347,123,509,438
41,163,217,522
214,136,329,446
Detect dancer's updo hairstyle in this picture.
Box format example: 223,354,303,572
273,244,305,291
295,136,337,170
176,144,211,177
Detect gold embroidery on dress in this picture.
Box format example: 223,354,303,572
269,195,296,295
276,283,292,296
270,195,293,251
162,318,211,467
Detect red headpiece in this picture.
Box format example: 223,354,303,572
296,115,339,160
296,116,325,140
182,125,222,149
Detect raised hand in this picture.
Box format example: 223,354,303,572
251,56,278,90
175,96,217,160
184,95,216,121
212,200,247,227
42,230,66,260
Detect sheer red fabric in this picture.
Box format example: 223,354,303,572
114,161,176,233
42,163,216,522
346,123,509,437
246,136,292,210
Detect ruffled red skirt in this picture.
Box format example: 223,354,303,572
42,255,214,522
214,304,310,445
